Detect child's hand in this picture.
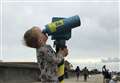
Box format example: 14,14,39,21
59,48,68,57
63,48,68,57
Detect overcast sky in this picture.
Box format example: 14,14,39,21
0,0,119,69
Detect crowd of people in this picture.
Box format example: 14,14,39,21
73,65,119,83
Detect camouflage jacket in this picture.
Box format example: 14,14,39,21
37,44,63,83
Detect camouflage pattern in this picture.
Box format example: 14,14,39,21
36,44,63,83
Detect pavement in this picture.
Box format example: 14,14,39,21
33,74,120,83
64,74,103,83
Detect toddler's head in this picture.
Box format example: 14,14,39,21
23,26,48,48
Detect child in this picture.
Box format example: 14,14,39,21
23,26,68,83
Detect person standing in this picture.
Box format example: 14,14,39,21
83,67,89,82
75,66,81,81
102,65,107,83
104,69,111,83
102,65,111,83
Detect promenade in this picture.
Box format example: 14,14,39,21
34,74,120,83
64,74,103,83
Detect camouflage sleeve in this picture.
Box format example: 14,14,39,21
37,48,45,63
43,45,63,64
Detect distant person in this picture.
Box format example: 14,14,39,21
75,66,81,81
102,65,107,83
104,69,111,83
83,67,89,82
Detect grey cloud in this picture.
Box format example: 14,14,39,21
3,0,119,2
101,57,120,63
68,17,118,50
2,1,119,61
98,7,119,31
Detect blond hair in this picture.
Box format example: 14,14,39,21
23,26,40,48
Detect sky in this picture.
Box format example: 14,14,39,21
0,0,120,71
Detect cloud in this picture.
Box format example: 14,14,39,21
67,58,101,64
1,1,119,62
4,0,119,2
98,6,119,31
101,57,120,63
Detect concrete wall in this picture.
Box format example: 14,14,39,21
0,62,76,83
0,62,40,83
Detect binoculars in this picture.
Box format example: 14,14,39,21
42,15,81,52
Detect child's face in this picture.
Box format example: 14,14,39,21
33,27,48,47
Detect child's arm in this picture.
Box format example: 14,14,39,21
39,45,63,64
